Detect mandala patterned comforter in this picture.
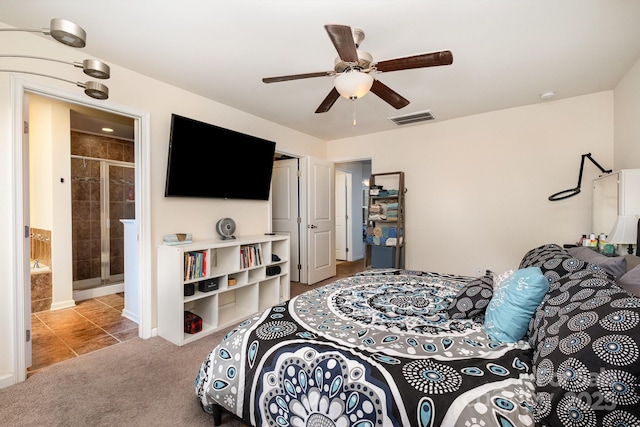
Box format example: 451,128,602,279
195,271,537,427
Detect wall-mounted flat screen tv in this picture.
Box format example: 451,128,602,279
165,114,276,200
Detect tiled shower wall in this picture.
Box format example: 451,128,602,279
70,131,135,283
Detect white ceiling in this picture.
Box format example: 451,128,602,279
1,0,640,141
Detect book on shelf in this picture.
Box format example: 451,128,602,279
240,244,263,269
184,250,206,280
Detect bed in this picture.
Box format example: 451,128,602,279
195,244,640,426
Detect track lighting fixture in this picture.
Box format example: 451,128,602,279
1,18,112,99
0,69,108,99
0,55,110,79
0,18,86,48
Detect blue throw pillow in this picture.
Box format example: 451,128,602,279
484,267,548,342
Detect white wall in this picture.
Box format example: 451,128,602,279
614,56,640,171
28,96,76,310
0,26,325,387
328,92,616,276
29,96,53,231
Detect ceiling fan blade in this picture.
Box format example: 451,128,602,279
315,88,341,113
375,50,453,73
324,24,359,63
263,71,334,83
370,80,410,109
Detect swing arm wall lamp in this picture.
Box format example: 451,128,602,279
0,18,86,48
548,153,612,201
0,69,108,99
0,55,110,79
1,19,111,99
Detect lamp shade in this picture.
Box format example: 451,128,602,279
334,70,373,100
608,215,639,244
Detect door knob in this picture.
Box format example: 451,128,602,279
308,224,318,229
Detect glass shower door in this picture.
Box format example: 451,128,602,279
71,158,134,290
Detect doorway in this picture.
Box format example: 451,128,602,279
17,87,146,380
335,159,371,263
272,154,336,285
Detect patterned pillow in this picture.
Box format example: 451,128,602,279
520,244,571,269
446,270,493,319
520,243,614,287
530,270,640,425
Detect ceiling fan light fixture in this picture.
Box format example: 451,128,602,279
335,70,373,100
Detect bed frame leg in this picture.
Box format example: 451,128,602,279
212,404,222,426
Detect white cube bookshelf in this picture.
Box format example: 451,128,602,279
157,234,290,346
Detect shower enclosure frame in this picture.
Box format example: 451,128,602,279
71,154,135,293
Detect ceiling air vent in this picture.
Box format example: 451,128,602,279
388,110,436,126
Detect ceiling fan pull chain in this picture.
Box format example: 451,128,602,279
352,99,357,134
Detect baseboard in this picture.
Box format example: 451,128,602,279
73,282,124,302
50,300,76,311
122,308,139,324
0,372,16,390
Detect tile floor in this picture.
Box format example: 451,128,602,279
28,262,364,376
28,293,138,376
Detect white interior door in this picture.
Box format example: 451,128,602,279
272,158,301,282
335,170,347,260
307,156,335,284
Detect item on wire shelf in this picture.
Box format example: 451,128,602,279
369,203,384,214
368,213,387,220
378,189,399,197
366,226,401,246
369,185,383,196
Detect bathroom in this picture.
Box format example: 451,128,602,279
29,94,135,314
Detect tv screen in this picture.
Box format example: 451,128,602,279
165,114,276,200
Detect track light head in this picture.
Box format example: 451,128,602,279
44,18,86,48
75,59,110,79
0,69,109,100
79,81,109,99
0,18,86,48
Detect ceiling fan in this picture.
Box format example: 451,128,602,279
262,24,453,113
